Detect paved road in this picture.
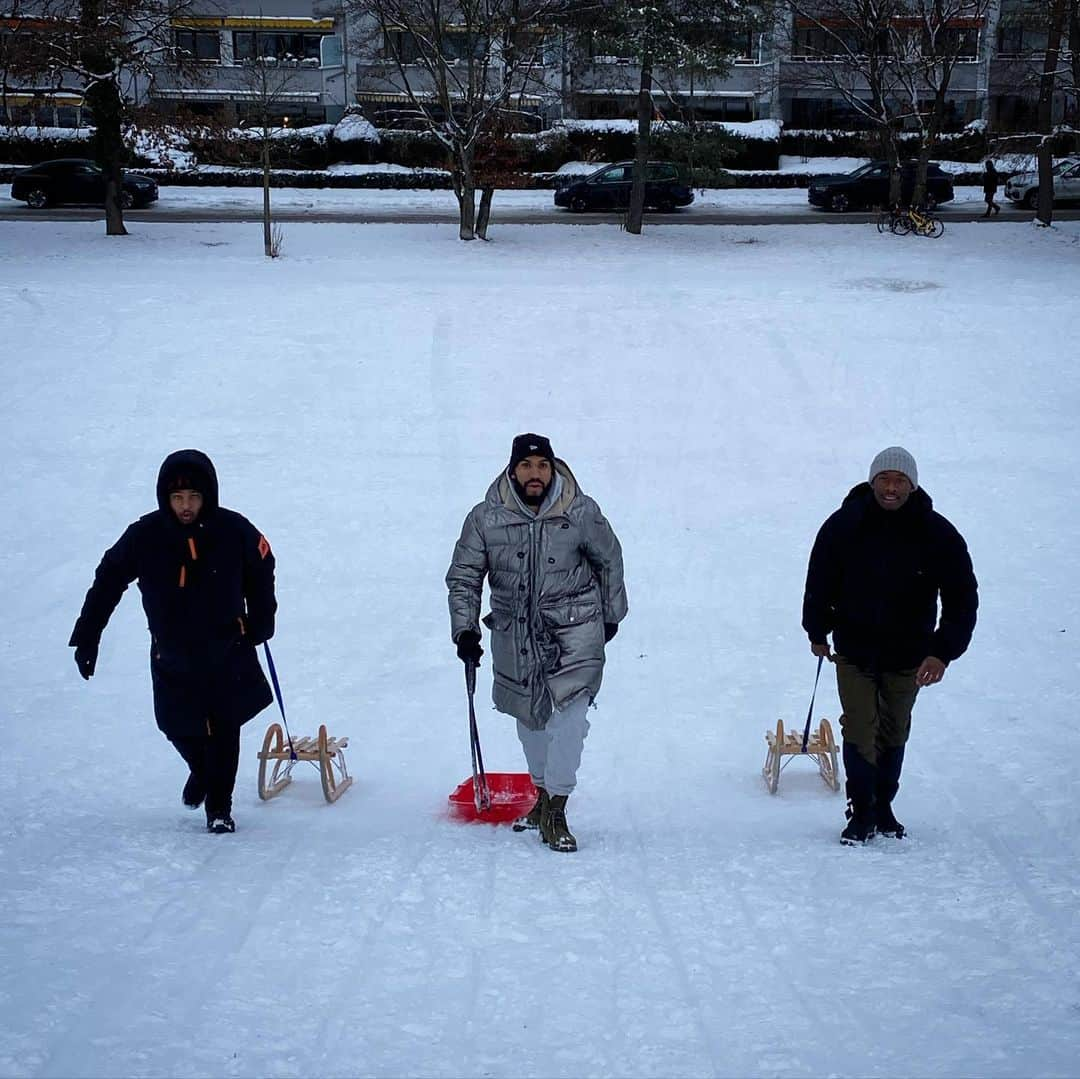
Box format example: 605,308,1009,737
2,204,1076,226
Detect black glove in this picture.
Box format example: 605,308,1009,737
604,622,619,643
74,642,98,680
456,631,483,666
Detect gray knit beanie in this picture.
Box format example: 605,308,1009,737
869,446,918,489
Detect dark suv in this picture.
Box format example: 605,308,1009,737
808,161,954,212
554,161,694,212
11,158,159,210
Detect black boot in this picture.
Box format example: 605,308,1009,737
540,794,577,852
841,742,877,845
512,787,547,832
876,746,906,838
182,771,206,810
206,799,235,834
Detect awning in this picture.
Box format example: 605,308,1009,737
574,88,756,98
355,91,543,104
2,91,84,105
152,87,322,102
172,16,335,30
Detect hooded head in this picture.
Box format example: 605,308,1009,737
156,449,219,518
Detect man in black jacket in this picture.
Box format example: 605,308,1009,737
802,447,977,845
70,449,276,834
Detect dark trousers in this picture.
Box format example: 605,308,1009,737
169,721,241,816
834,657,919,766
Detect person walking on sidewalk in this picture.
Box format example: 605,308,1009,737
446,434,627,852
982,160,1001,217
69,449,277,834
802,447,978,845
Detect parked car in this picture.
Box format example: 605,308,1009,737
1004,157,1080,209
10,159,159,210
807,161,954,212
554,161,694,212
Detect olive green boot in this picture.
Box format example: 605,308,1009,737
512,787,547,832
540,794,577,853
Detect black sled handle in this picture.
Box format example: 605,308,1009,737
465,659,491,812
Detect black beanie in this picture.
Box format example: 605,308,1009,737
508,433,554,473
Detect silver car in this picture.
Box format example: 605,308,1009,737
1004,157,1080,209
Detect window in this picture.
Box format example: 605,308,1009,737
443,31,485,60
645,163,678,181
234,31,324,63
596,166,631,183
589,34,634,63
793,26,848,59
997,23,1025,56
734,30,759,63
510,29,547,66
175,29,221,63
928,26,979,60
383,30,423,63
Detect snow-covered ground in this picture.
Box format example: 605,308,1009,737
2,219,1079,1078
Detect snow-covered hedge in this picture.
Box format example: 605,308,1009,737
547,118,781,171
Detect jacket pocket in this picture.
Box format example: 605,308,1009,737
485,609,524,685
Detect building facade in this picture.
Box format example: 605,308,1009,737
1,1,1073,132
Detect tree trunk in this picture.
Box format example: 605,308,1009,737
1071,0,1080,104
85,78,127,237
262,138,272,257
81,0,126,236
476,187,494,240
626,50,653,236
913,96,948,209
1036,0,1068,226
455,153,477,241
882,130,903,207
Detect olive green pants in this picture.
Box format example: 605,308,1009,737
835,657,919,766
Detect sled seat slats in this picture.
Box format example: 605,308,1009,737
257,723,353,805
762,717,841,795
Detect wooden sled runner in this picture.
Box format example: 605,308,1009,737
763,717,840,795
257,722,353,804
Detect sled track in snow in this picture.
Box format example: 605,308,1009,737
35,823,308,1079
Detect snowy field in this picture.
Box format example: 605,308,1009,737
2,219,1079,1079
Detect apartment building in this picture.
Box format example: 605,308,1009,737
1,1,1072,131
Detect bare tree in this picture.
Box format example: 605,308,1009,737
886,0,994,207
1033,0,1069,223
347,0,567,240
4,0,195,234
233,55,313,257
563,0,750,234
778,0,909,205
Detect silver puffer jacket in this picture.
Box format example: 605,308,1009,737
446,459,628,730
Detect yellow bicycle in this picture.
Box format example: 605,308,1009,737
901,206,945,238
877,205,945,238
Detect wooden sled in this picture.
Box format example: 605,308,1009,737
763,717,840,795
257,722,353,804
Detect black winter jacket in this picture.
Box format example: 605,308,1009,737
70,450,276,737
802,483,977,671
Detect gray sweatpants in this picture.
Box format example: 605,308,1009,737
516,693,591,797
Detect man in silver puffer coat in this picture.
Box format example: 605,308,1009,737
446,434,627,852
